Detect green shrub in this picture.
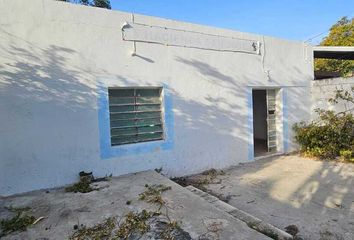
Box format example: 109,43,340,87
340,149,353,161
294,87,354,160
293,108,354,160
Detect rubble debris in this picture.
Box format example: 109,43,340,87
69,182,192,240
33,216,45,225
171,168,224,190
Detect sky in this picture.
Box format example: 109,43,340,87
110,0,354,44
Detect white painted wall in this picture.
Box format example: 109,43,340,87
0,0,313,196
312,77,354,116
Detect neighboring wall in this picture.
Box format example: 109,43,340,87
312,77,354,116
0,0,313,195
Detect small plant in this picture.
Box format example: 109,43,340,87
65,177,94,193
66,171,111,193
0,206,35,237
159,220,182,240
116,210,157,238
70,217,116,240
138,184,171,206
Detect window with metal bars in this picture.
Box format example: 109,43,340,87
108,87,164,146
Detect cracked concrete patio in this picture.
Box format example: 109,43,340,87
200,155,354,240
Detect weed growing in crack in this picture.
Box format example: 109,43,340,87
116,210,158,239
65,177,95,193
138,184,172,207
0,206,35,237
69,217,116,240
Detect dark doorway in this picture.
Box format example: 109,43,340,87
252,90,268,157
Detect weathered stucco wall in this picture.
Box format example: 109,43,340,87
0,0,313,196
312,77,354,116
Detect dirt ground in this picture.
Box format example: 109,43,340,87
201,155,354,240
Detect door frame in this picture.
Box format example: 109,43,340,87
247,87,287,160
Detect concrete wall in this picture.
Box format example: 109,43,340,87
311,77,354,116
0,0,313,196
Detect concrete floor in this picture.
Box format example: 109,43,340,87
0,171,269,240
203,155,354,240
254,138,269,157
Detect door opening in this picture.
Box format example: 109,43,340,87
252,89,277,157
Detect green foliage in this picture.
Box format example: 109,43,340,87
294,89,354,160
65,177,94,193
339,149,353,161
315,17,354,77
92,0,111,9
116,210,156,238
0,207,35,237
138,184,172,206
56,0,111,9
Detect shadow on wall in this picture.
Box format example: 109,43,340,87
0,27,252,193
175,57,240,92
0,29,97,110
0,28,104,194
0,26,311,194
108,62,250,175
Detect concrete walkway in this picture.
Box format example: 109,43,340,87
0,171,269,240
202,155,354,240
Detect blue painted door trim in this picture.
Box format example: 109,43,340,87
247,87,254,161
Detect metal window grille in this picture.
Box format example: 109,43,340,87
108,87,164,146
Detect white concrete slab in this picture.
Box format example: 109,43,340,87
0,171,270,239
201,155,354,240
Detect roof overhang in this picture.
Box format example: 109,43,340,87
313,46,354,60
